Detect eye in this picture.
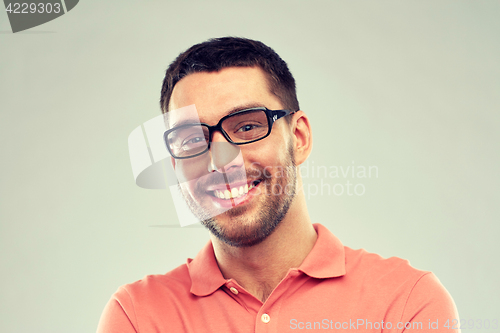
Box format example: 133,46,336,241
236,123,261,132
181,136,206,150
185,137,204,144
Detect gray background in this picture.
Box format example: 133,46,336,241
1,1,499,332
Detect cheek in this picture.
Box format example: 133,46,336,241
179,178,196,197
243,133,291,170
175,155,210,183
244,150,287,177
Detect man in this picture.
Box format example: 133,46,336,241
98,37,459,332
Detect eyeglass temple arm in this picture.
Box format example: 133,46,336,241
270,109,296,121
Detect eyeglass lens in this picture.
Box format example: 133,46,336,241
222,109,268,143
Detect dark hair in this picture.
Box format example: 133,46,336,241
160,37,299,118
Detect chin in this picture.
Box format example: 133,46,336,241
201,212,283,248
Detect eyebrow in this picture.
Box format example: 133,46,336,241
224,103,265,117
170,103,266,128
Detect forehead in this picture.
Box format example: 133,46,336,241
168,66,282,125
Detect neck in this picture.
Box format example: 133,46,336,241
211,191,317,303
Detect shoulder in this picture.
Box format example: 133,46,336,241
342,246,441,301
344,246,428,282
115,263,192,304
403,271,458,317
97,263,195,332
110,263,195,322
343,247,458,318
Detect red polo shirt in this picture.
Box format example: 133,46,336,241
97,224,459,332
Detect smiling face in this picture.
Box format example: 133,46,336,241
169,66,298,247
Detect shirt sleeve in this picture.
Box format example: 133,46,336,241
96,287,138,333
399,272,460,332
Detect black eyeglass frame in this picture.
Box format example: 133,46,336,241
164,107,296,159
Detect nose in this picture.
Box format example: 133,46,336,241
208,131,242,172
211,130,227,144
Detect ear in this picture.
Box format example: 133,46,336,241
291,110,313,165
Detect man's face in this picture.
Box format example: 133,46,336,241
169,66,297,247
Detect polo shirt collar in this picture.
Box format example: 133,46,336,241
187,223,346,296
297,223,346,279
187,241,227,296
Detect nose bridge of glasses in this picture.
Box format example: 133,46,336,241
209,126,229,143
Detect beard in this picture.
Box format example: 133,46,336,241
179,144,297,247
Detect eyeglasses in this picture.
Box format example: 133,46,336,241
164,107,295,159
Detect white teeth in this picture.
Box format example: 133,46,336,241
213,182,259,200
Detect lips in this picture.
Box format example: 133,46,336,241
205,179,262,209
212,181,260,200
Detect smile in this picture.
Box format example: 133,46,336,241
208,180,262,200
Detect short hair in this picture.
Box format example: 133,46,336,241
160,37,299,118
